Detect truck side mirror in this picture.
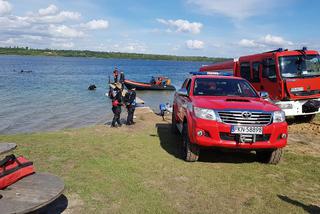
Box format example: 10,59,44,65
177,88,188,97
259,91,269,99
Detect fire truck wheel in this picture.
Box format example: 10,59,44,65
182,123,199,162
256,148,283,164
294,114,316,123
171,108,179,134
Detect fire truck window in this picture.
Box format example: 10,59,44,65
252,62,260,82
240,62,251,81
262,58,276,81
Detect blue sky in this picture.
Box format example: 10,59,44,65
0,0,319,57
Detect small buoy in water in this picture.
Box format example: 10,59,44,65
88,84,97,90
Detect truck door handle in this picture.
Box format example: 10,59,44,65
260,86,264,90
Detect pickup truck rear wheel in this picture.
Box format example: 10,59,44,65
256,148,283,164
171,108,179,134
182,123,199,162
294,114,316,123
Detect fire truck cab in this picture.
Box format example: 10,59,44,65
200,48,320,122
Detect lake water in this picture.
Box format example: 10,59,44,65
0,55,207,134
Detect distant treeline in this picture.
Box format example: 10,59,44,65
0,47,230,62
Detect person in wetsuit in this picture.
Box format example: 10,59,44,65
113,67,119,83
111,83,123,127
119,71,125,88
124,88,136,125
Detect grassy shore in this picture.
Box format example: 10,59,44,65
0,111,319,213
0,47,230,62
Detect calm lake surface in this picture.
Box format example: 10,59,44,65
0,55,208,134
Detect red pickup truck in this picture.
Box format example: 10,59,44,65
172,72,288,163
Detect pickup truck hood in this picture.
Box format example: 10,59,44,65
192,96,280,112
285,77,320,100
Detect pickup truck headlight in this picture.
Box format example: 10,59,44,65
273,111,285,123
194,107,217,121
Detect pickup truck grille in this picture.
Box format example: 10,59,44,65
217,111,272,125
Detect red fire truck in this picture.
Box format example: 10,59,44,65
200,48,320,122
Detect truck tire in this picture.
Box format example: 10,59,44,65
182,123,199,162
294,114,316,123
171,108,179,134
256,148,283,164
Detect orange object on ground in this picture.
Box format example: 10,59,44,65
0,154,35,189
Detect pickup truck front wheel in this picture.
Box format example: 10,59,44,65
182,123,199,162
256,148,283,164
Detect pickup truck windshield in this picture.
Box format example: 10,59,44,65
279,54,320,78
193,78,258,97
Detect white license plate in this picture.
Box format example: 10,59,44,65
231,126,263,134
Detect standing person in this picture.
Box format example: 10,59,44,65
119,71,125,88
111,83,123,127
124,88,136,125
159,103,166,121
113,67,119,83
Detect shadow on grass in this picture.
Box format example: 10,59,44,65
32,194,68,214
154,123,182,159
278,195,320,214
156,123,256,164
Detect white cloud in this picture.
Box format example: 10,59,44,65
29,10,81,24
157,18,202,34
124,42,147,52
0,16,30,28
38,4,58,16
51,42,74,49
238,39,264,48
238,34,294,49
48,25,84,38
0,3,110,50
81,19,109,30
0,0,11,16
21,35,43,41
186,40,204,49
187,0,285,20
96,41,147,53
0,38,15,45
261,34,293,46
